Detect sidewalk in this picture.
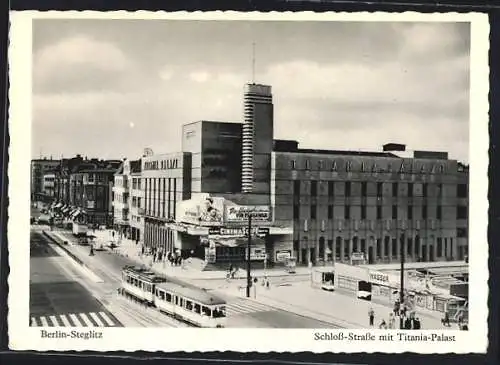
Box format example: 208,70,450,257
238,280,451,330
50,228,311,281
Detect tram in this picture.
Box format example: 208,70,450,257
121,265,167,304
120,265,227,328
154,281,227,328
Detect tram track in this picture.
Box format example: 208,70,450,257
113,295,191,328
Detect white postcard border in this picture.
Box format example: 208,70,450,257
8,10,490,353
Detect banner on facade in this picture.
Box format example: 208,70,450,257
209,226,269,237
368,270,391,286
176,194,224,226
225,205,271,223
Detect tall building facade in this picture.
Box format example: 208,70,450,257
271,143,469,265
49,156,121,226
31,158,60,201
112,159,142,239
182,120,242,194
125,82,469,266
129,165,144,242
142,152,192,253
241,84,274,194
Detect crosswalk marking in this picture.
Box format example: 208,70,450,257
30,311,119,328
60,315,72,327
99,311,115,326
77,313,93,327
49,315,60,326
89,312,105,326
40,316,49,326
69,313,80,326
226,299,273,316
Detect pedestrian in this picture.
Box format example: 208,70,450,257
266,280,270,289
413,317,421,330
388,313,395,329
405,316,412,330
368,308,375,327
379,319,387,329
441,312,450,327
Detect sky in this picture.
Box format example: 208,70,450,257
32,19,470,163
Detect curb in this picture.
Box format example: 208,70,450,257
42,230,86,268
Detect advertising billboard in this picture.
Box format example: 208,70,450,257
176,194,224,226
225,205,271,223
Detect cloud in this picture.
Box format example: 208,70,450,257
189,71,211,83
31,21,470,164
34,35,134,93
159,67,173,81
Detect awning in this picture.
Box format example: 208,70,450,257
55,203,63,208
210,238,240,248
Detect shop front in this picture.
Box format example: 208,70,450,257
170,194,293,267
333,263,372,300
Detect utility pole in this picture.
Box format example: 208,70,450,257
400,231,406,329
246,214,252,298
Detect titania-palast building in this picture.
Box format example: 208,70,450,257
138,82,468,268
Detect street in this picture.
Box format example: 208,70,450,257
45,228,341,328
30,231,121,327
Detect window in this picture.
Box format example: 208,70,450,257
437,184,443,197
392,205,398,219
361,205,366,219
423,183,428,198
293,180,300,196
344,206,351,220
311,181,318,196
361,182,367,197
377,182,383,197
345,182,351,197
392,183,398,197
377,205,382,219
384,236,390,256
422,205,427,219
305,160,311,170
457,227,467,238
291,160,296,169
328,181,334,196
293,204,300,220
328,205,333,219
437,238,442,257
457,206,467,219
408,183,413,197
408,206,413,220
437,205,442,220
457,184,467,198
392,238,397,256
310,205,317,220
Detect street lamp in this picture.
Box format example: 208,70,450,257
399,229,406,330
246,214,252,298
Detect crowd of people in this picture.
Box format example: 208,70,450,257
368,298,423,330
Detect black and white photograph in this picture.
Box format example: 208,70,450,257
8,11,489,353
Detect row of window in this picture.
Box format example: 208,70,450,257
294,181,468,198
144,178,177,219
294,204,468,220
132,177,142,190
294,235,458,259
